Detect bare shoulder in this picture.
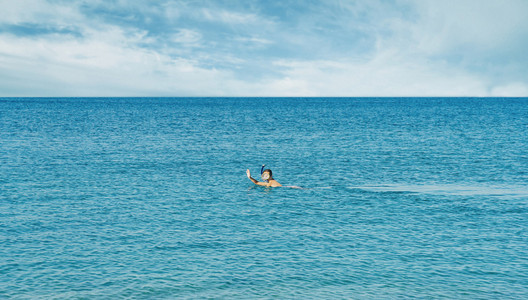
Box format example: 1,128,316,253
269,180,282,187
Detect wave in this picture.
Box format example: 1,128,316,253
346,184,528,197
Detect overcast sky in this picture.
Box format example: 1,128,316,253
1,0,527,97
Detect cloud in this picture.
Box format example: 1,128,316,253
490,82,528,97
0,30,242,96
171,29,202,47
0,0,526,96
263,57,489,97
0,0,78,24
201,8,259,25
412,0,528,54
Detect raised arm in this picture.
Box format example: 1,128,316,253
246,169,267,186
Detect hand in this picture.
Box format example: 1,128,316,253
246,169,251,178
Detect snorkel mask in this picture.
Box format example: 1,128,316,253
261,165,270,181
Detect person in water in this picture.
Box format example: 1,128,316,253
246,168,282,187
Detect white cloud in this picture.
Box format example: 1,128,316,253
0,28,237,96
0,0,82,25
234,36,273,45
263,57,491,97
171,29,202,47
491,82,528,97
411,0,528,55
201,8,259,25
0,0,526,96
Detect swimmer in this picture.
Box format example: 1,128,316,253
246,166,282,187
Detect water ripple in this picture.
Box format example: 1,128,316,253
1,98,527,298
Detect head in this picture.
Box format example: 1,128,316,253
261,169,272,181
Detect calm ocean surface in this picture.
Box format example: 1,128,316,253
1,97,527,299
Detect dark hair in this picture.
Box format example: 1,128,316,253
262,169,272,177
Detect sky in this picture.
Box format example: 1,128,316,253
0,0,527,97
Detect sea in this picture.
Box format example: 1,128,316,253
1,97,527,299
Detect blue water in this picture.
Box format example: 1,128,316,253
1,97,527,298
